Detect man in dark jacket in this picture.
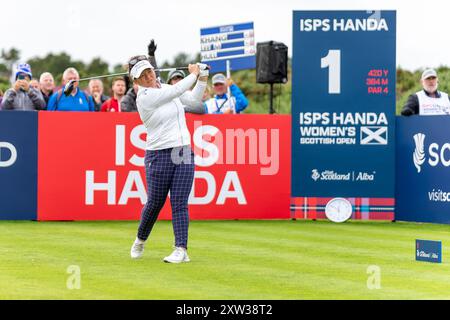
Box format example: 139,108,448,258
121,83,138,112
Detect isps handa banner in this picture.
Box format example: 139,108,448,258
290,11,396,220
0,111,38,220
37,113,290,220
396,117,450,224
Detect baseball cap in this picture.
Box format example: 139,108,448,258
167,70,186,83
212,73,226,85
421,68,437,80
129,59,154,79
15,63,32,80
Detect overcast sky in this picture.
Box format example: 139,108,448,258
0,0,448,71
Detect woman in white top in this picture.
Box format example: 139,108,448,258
128,55,208,263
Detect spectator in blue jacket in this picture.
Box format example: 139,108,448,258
204,73,248,114
47,67,94,111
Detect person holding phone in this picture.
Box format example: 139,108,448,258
1,63,46,111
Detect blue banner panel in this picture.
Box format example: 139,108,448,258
416,239,442,263
291,11,396,198
396,117,450,224
0,111,38,220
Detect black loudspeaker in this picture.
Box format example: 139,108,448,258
256,41,288,84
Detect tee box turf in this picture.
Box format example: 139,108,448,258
416,239,442,263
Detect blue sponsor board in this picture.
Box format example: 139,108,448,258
416,239,442,263
200,22,256,73
291,11,396,198
396,117,450,224
0,111,38,220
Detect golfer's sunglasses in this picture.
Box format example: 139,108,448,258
128,55,148,70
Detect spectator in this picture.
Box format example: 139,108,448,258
165,69,205,114
39,72,55,106
121,82,138,112
47,67,94,111
29,79,40,91
100,77,126,112
167,70,186,85
1,63,46,111
0,89,3,109
88,79,109,111
401,68,450,116
204,73,248,114
202,85,211,103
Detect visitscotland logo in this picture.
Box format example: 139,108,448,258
311,169,351,181
311,169,320,181
413,133,426,173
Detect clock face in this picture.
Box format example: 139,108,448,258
325,198,353,223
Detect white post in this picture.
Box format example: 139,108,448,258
226,60,234,113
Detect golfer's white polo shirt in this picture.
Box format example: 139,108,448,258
136,74,206,150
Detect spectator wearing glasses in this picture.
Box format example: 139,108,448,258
1,63,46,111
47,67,94,111
401,68,450,116
204,73,248,114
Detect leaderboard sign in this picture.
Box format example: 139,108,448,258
200,22,256,73
291,11,396,214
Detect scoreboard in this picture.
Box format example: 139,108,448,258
200,22,256,73
291,11,396,208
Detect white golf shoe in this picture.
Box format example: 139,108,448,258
130,238,145,259
163,247,190,263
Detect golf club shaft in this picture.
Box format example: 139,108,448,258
76,67,190,82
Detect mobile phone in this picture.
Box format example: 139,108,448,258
17,74,26,80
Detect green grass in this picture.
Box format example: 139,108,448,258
1,220,450,299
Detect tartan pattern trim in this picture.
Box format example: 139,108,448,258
290,197,395,220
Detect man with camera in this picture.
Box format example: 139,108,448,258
1,63,46,111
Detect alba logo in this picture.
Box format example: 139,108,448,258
0,142,17,168
413,133,426,173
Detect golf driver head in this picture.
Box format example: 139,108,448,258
63,80,76,96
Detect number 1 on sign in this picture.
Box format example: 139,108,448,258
321,50,341,94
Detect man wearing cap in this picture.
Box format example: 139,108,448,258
1,63,46,111
167,69,186,85
401,69,450,116
127,55,209,263
167,69,206,114
204,73,248,114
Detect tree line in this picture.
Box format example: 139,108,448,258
1,47,448,114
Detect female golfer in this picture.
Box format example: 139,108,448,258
128,55,208,263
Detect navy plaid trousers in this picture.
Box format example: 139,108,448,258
137,146,195,248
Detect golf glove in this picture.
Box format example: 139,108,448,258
197,63,209,77
147,39,157,56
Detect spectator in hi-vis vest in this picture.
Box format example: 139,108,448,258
401,69,450,116
204,73,248,114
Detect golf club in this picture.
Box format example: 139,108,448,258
63,66,207,96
